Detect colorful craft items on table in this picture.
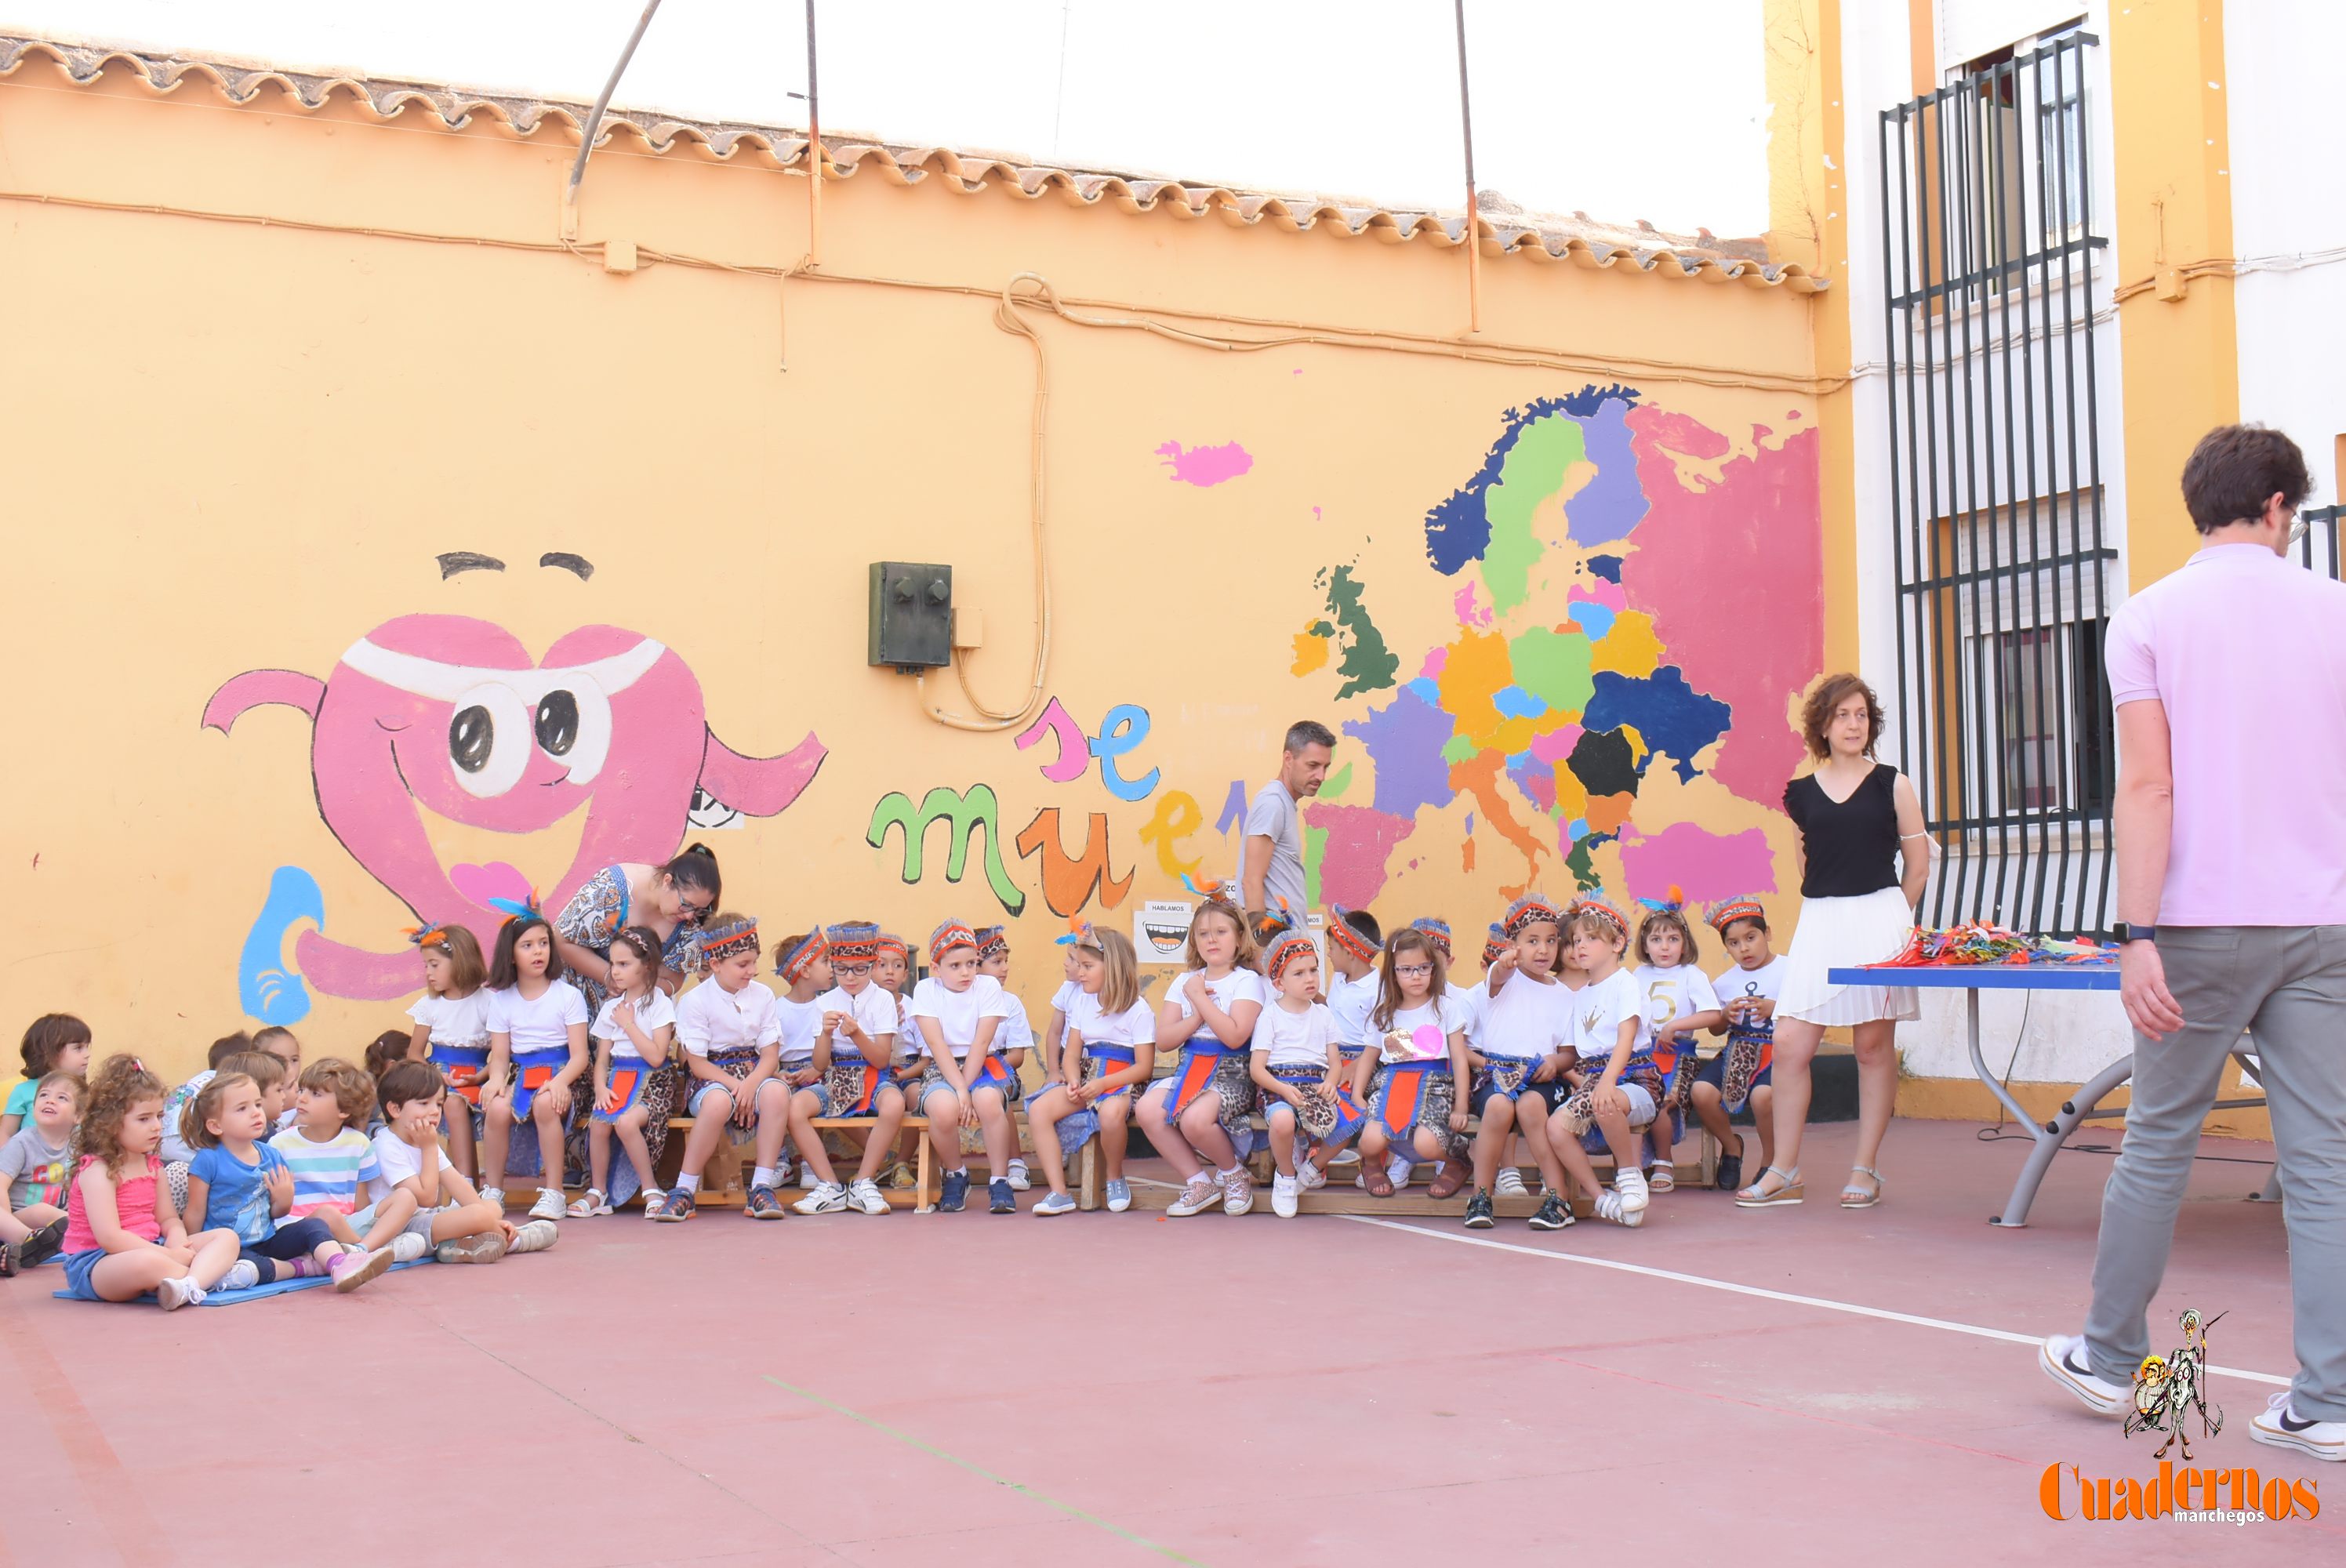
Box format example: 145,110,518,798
1870,922,2119,968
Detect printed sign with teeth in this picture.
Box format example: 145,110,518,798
1135,899,1194,964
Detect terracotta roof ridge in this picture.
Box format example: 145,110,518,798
0,32,1818,290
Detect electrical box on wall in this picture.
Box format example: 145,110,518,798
867,562,954,670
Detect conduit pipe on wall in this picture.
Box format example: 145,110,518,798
565,0,666,220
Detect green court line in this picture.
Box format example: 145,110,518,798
761,1376,1208,1565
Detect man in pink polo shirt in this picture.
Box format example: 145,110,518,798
2039,425,2346,1463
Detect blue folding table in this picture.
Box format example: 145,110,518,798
1828,961,2274,1228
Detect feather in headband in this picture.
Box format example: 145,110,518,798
1263,929,1317,982
698,916,761,963
1326,906,1379,964
1502,894,1564,939
1705,898,1767,933
928,920,979,967
775,928,827,982
823,920,881,961
1409,916,1453,957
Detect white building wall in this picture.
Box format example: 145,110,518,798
2228,0,2346,514
1835,0,2134,1082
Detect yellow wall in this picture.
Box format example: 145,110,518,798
0,55,1827,1081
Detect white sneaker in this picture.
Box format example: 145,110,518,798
1165,1174,1220,1218
1297,1161,1327,1192
158,1275,202,1310
848,1179,891,1215
220,1260,261,1291
797,1164,820,1190
390,1232,430,1264
507,1218,560,1255
2036,1334,2128,1417
1387,1156,1413,1189
1614,1167,1650,1214
1006,1160,1032,1192
1593,1189,1644,1227
1331,1148,1362,1170
794,1181,848,1215
480,1187,505,1210
1272,1173,1300,1218
2251,1391,2346,1461
528,1188,567,1221
1494,1167,1528,1197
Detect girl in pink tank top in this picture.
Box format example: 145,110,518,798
59,1056,242,1309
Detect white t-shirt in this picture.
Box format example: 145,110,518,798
1378,994,1471,1060
1251,1000,1338,1069
1064,992,1157,1053
1712,955,1790,1050
994,994,1036,1053
815,983,900,1064
486,981,591,1056
774,996,827,1066
1567,969,1644,1066
1050,979,1080,1014
407,989,492,1051
674,978,783,1058
1476,970,1571,1062
1457,982,1491,1051
906,974,1014,1059
1325,971,1381,1046
367,1127,457,1206
589,988,677,1062
1170,967,1273,1044
1632,964,1723,1052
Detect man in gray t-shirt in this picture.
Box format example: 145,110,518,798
1241,720,1335,937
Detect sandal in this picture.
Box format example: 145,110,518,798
1648,1165,1676,1195
1428,1163,1470,1200
1839,1167,1883,1209
1734,1167,1803,1207
640,1189,672,1221
566,1189,612,1218
1362,1164,1396,1198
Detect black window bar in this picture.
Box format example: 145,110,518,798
1879,29,2115,938
2300,504,2344,581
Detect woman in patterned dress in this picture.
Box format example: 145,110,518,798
552,845,721,1202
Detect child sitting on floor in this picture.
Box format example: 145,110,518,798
186,1070,390,1293
60,1055,243,1309
572,926,677,1218
405,922,496,1181
0,1072,78,1275
1025,925,1156,1216
660,914,780,1222
160,1032,249,1167
786,921,906,1217
367,1061,556,1263
3,1014,91,1142
1697,899,1787,1193
908,920,1019,1214
251,1027,303,1133
1629,897,1724,1192
271,1058,423,1260
1353,927,1473,1200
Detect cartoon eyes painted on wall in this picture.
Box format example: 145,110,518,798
340,635,663,799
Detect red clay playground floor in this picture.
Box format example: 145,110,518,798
0,1119,2329,1567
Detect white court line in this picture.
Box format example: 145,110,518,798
1338,1214,2290,1389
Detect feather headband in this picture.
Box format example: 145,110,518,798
974,925,1010,961
1705,898,1767,934
1179,874,1245,914
823,920,881,961
1263,929,1317,982
1569,898,1629,941
1326,906,1379,964
405,924,454,950
1502,893,1564,938
1409,916,1453,958
1636,884,1688,916
873,932,909,964
1482,924,1513,965
698,916,761,964
775,929,827,983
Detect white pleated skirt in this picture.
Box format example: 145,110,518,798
1778,885,1920,1026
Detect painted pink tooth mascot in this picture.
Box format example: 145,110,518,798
204,613,824,1000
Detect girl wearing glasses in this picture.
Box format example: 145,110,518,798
1351,927,1473,1200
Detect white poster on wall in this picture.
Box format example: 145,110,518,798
1135,899,1193,964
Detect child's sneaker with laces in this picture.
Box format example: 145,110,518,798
1165,1173,1219,1217
939,1170,970,1212
331,1247,394,1293
794,1181,848,1215
479,1187,506,1210
158,1275,203,1310
220,1259,262,1291
988,1178,1016,1214
1220,1169,1254,1217
1272,1172,1300,1218
848,1179,891,1215
435,1232,509,1264
527,1188,567,1222
2251,1391,2346,1462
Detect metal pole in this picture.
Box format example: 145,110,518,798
806,0,824,266
565,0,666,212
1452,0,1482,334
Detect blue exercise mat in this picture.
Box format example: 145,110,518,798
51,1256,434,1306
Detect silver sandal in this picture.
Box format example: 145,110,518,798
1839,1166,1883,1209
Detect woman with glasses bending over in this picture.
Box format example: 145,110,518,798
1737,675,1930,1212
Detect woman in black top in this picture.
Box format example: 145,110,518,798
1735,674,1930,1212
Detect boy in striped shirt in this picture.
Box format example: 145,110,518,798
271,1058,425,1260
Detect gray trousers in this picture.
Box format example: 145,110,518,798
2084,925,2346,1419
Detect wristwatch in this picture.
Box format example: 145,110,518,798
2113,923,2158,945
